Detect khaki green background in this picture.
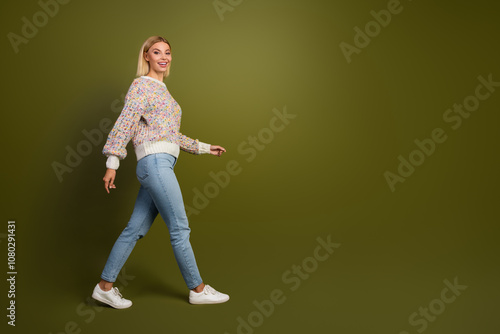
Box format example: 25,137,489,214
2,0,499,333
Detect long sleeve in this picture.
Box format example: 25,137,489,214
179,132,211,155
102,80,149,164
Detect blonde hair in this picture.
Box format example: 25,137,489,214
136,36,172,79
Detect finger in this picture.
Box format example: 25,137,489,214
104,181,110,194
109,174,115,186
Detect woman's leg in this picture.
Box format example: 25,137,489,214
100,184,158,284
140,153,203,290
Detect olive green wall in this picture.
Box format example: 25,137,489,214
2,0,499,333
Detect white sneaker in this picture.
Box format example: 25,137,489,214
189,284,230,305
92,284,132,309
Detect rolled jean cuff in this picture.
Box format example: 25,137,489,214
100,274,115,283
187,277,204,290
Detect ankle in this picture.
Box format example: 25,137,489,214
192,283,205,293
99,280,113,291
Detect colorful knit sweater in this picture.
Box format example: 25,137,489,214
103,76,211,169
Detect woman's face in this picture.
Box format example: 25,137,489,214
144,41,171,75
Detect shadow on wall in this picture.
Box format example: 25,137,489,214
43,87,142,296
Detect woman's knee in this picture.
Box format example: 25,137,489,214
120,224,145,241
137,225,151,240
170,226,191,244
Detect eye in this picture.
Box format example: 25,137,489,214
154,51,159,54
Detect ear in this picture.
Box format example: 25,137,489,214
143,51,149,62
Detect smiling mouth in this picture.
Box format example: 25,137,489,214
158,62,168,66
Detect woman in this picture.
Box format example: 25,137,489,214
91,36,229,308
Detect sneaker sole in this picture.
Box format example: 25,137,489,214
91,292,133,309
189,296,230,305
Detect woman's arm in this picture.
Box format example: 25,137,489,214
102,80,149,165
178,133,204,154
178,133,226,156
101,79,148,192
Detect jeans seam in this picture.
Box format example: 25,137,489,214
154,155,199,288
102,186,157,282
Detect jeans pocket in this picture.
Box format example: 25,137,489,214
136,157,150,181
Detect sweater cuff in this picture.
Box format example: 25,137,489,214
106,155,120,170
198,142,211,154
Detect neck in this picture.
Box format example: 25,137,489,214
146,71,163,82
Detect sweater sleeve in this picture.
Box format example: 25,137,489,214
179,133,211,155
102,80,149,166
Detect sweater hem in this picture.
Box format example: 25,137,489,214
135,141,180,161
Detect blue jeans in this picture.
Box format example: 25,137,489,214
101,153,203,290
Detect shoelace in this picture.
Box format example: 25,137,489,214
111,287,124,299
204,285,219,295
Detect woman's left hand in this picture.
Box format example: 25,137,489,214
210,145,226,157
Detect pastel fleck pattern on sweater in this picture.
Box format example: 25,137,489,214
103,76,201,160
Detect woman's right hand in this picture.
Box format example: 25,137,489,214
103,168,117,193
